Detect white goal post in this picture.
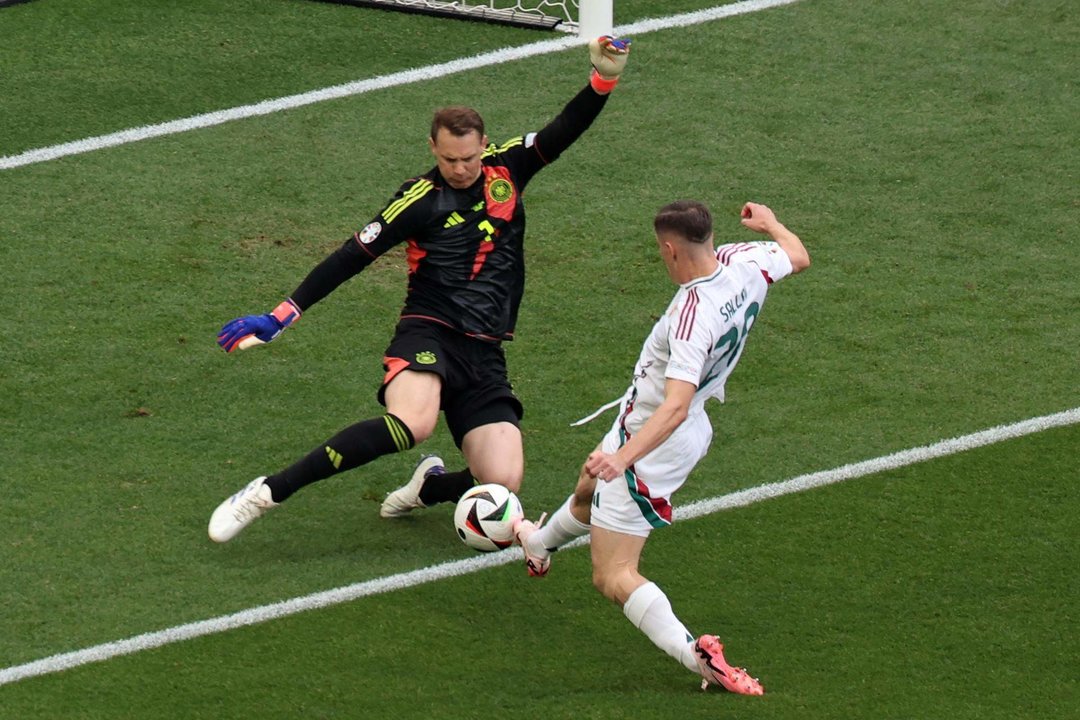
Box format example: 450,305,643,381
312,0,613,36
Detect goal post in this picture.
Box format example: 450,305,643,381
310,0,613,35
575,0,613,38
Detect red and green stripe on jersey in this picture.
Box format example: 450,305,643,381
676,287,700,341
717,242,778,284
617,424,673,528
614,392,672,528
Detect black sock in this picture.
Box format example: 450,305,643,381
265,414,414,502
419,468,477,506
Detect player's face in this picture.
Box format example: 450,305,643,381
430,128,488,190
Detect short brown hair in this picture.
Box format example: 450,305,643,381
430,106,485,141
653,200,713,244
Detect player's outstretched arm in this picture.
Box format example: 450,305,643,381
216,201,412,354
524,35,631,172
740,202,811,273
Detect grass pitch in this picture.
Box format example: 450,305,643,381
1,0,1076,717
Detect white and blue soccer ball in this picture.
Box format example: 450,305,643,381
453,483,523,552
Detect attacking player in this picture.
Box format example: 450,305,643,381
514,200,810,694
208,37,631,543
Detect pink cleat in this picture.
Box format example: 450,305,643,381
693,635,764,695
513,513,550,577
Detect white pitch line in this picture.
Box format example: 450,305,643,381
674,406,1080,520
1,405,1076,687
0,0,804,171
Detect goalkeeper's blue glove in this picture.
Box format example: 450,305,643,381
217,299,301,353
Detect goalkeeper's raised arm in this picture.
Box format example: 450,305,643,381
521,35,631,172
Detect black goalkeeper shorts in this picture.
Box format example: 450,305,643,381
378,318,523,447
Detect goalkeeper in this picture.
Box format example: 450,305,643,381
209,37,631,542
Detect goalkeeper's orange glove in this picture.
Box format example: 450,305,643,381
589,35,631,94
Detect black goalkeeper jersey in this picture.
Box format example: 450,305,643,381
289,83,609,341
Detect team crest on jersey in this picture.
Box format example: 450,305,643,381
358,221,382,244
415,351,437,365
482,167,516,221
488,178,514,204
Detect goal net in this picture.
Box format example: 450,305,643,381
313,0,609,34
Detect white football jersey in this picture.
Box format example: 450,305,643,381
616,241,794,435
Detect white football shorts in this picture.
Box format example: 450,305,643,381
590,411,713,537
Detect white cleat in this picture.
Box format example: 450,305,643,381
208,477,278,543
380,455,444,518
513,513,550,577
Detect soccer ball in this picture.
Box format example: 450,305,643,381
453,483,523,552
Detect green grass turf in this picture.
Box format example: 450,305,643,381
2,427,1075,719
1,0,1077,716
0,0,748,156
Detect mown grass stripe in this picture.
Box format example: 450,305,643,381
2,405,1075,687
0,0,804,171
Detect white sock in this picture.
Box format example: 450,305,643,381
622,581,699,673
530,495,589,557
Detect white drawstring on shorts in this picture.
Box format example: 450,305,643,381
569,390,630,427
